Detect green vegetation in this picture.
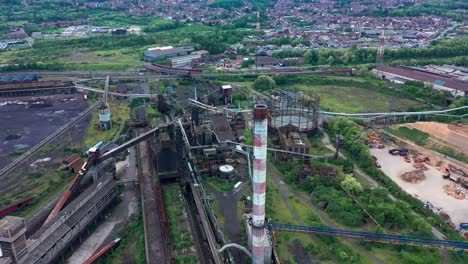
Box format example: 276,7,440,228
7,149,26,157
209,0,244,10
272,154,458,263
0,24,248,71
84,101,129,147
204,177,236,192
374,0,468,21
385,127,430,146
267,171,372,264
309,132,334,156
163,185,197,263
96,218,146,264
5,170,70,218
252,75,277,91
278,75,448,109
327,118,463,241
273,38,468,67
384,126,468,163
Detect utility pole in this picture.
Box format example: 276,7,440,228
334,135,344,159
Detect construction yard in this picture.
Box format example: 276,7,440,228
370,142,468,231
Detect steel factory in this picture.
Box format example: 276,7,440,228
0,68,467,264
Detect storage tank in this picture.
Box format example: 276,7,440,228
218,164,235,180
99,103,112,130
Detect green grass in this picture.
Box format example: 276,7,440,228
0,23,218,71
384,126,430,146
296,84,419,113
7,149,27,157
164,185,195,252
238,76,422,113
308,133,334,156
204,177,236,192
385,126,468,163
266,174,296,223
96,217,146,264
5,170,71,218
432,145,468,163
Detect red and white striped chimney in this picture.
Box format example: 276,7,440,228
252,104,268,263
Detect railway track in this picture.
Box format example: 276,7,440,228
135,127,171,264
0,101,99,181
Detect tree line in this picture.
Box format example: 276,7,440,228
272,38,468,67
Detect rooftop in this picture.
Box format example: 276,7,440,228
376,66,468,92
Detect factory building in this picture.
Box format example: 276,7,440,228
168,54,201,68
373,66,468,97
144,46,194,60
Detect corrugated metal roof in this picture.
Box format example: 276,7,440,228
377,66,468,92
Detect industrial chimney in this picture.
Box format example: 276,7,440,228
252,104,269,264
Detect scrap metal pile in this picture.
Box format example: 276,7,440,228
400,169,426,183
444,183,468,200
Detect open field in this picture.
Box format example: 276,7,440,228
239,77,423,113
292,84,421,113
0,24,219,71
370,146,468,228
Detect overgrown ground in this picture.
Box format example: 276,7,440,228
163,184,198,264
96,218,146,264
237,75,425,114
266,170,374,264
84,100,130,147
384,126,468,163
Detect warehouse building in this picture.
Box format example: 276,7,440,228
373,66,468,97
168,54,201,68
144,46,194,60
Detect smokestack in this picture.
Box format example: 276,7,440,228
252,104,268,263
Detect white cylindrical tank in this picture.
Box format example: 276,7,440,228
219,165,234,179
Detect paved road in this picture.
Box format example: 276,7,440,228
204,182,246,263
267,165,385,264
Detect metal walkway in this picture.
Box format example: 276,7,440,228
97,122,172,163
0,101,99,178
271,222,468,250
188,98,468,120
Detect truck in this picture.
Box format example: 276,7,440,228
443,173,460,183
459,223,468,230
389,149,400,155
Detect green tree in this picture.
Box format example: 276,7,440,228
341,175,363,194
252,75,276,91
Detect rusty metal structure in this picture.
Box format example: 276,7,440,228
267,90,319,135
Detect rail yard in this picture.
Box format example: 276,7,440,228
0,68,467,264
